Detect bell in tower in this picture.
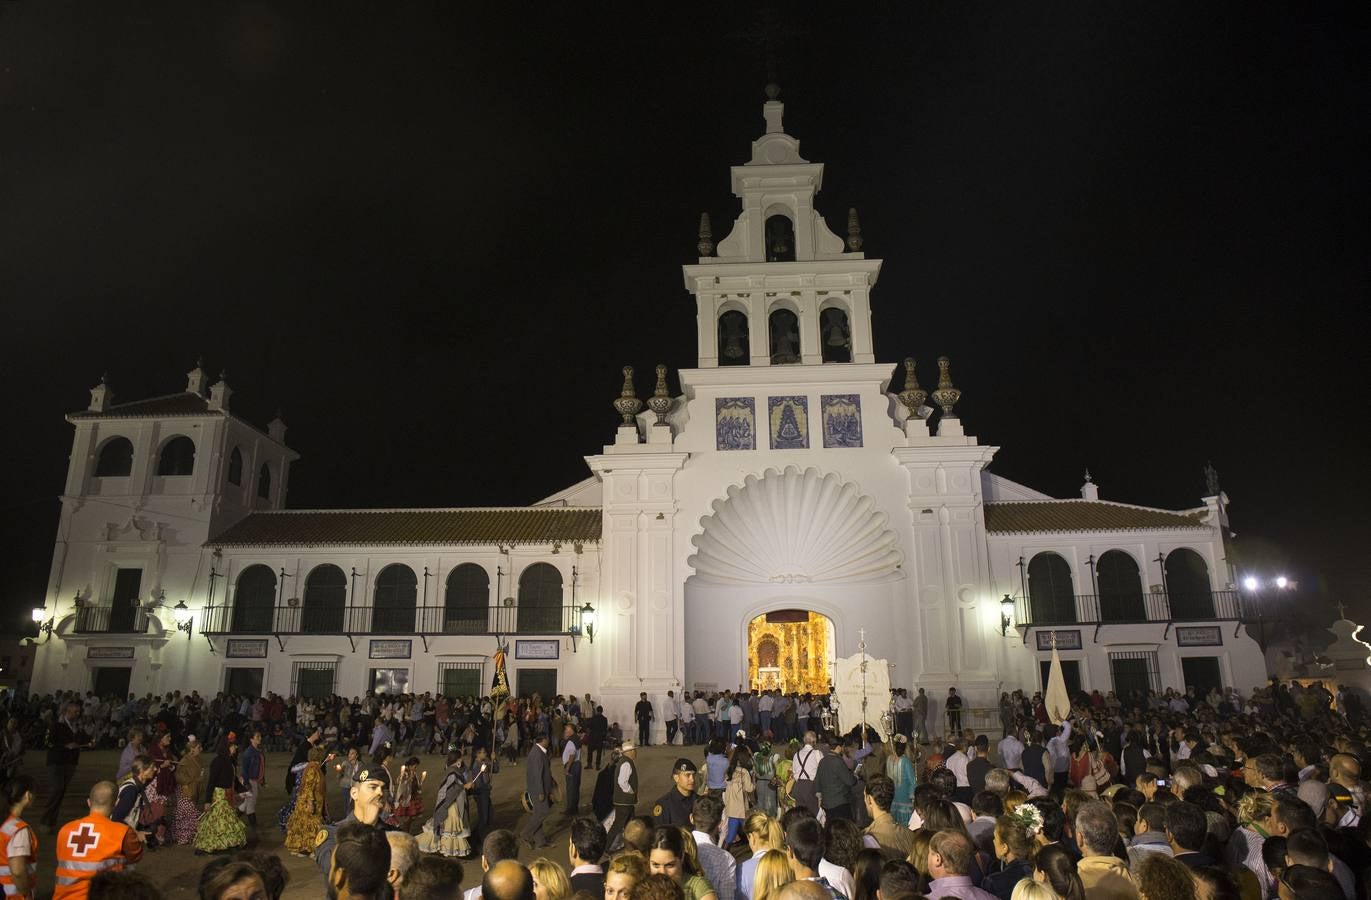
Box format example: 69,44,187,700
765,214,796,262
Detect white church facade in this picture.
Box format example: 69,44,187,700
29,91,1268,737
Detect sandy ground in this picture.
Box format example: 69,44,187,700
20,744,694,899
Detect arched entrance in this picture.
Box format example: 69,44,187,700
747,610,836,695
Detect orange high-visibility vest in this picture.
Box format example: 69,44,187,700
53,813,131,900
0,815,37,900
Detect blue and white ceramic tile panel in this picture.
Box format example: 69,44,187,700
715,397,757,450
821,394,863,448
768,396,809,449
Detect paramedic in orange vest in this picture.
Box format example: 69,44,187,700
1,774,37,900
53,781,144,900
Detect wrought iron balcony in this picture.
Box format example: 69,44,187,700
73,604,151,635
1012,590,1243,633
198,603,583,638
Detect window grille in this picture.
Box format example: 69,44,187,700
1108,650,1160,701
292,661,336,700
438,661,485,698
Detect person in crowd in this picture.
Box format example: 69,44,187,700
1,776,37,900
386,830,419,894
315,765,392,873
655,758,701,829
648,826,716,900
923,830,996,900
1074,801,1138,899
237,730,265,831
780,816,841,900
325,820,392,900
43,701,89,832
196,859,267,900
389,756,427,831
403,856,466,900
1164,802,1214,868
335,746,363,823
606,852,649,900
723,751,755,848
690,795,736,900
195,735,247,855
1133,855,1195,900
849,849,885,900
863,773,913,855
982,812,1037,900
114,729,144,783
1032,844,1085,900
819,818,860,900
531,858,573,900
522,730,555,850
419,748,474,858
635,694,655,748
111,755,156,845
737,811,784,900
605,742,640,852
55,781,144,899
284,746,330,856
751,850,794,900
171,735,206,845
567,815,607,896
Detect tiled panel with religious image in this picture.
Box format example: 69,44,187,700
768,395,809,449
715,397,757,450
821,394,863,448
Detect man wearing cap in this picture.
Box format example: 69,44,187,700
521,730,554,849
314,765,391,874
605,741,638,852
654,758,700,828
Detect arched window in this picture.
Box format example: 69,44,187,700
95,437,134,477
157,436,196,476
517,563,563,634
765,214,796,262
717,310,750,366
373,564,417,634
257,463,272,500
302,564,346,633
1097,550,1145,622
769,309,801,365
820,307,852,363
232,565,276,633
1027,552,1076,624
227,447,244,486
1165,549,1214,619
445,564,489,634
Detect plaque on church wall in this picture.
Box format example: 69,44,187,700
768,396,809,449
516,640,559,660
87,646,135,660
1175,626,1222,647
715,397,756,450
1035,630,1082,651
369,639,412,659
226,639,268,658
821,395,863,448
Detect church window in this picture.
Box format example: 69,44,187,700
157,435,196,476
373,564,417,634
820,307,852,363
769,309,801,365
765,214,796,262
1097,550,1145,622
231,565,276,633
257,463,272,500
95,437,134,477
227,447,244,486
717,310,750,366
1164,549,1214,619
301,564,346,633
1027,552,1076,625
517,563,563,634
445,564,490,634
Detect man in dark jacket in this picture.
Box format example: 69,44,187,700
814,744,859,822
43,701,89,830
587,707,609,770
521,730,554,849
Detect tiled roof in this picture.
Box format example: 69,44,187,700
208,508,603,547
985,501,1207,534
69,392,217,419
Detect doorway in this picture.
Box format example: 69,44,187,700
1039,660,1082,698
92,666,131,698
1181,657,1224,698
517,668,557,701
225,667,264,698
747,611,835,695
369,668,410,695
108,568,143,632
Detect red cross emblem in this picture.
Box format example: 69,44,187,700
67,822,100,857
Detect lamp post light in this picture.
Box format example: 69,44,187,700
172,599,194,639
31,603,55,644
1000,595,1016,636
582,602,596,644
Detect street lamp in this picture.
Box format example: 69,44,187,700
172,599,194,639
581,602,596,644
31,603,55,644
1243,576,1259,592
1275,576,1288,589
1000,595,1016,636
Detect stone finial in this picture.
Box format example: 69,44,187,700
763,83,784,134
1204,461,1221,496
268,408,288,443
846,208,863,252
697,213,714,257
648,364,672,425
896,357,926,418
612,366,642,425
89,372,113,412
1081,470,1099,501
186,357,207,395
931,356,961,418
208,369,233,412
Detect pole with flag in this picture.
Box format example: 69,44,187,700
1045,631,1071,724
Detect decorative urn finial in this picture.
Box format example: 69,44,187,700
931,355,961,418
612,366,642,425
846,208,863,252
697,213,714,256
896,357,926,418
648,364,672,425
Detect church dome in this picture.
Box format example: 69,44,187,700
688,465,902,584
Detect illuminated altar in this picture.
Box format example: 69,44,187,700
747,610,834,695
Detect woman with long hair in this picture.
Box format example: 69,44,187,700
170,735,205,844
1033,844,1085,900
648,826,716,900
723,749,755,846
753,742,779,817
140,729,174,845
751,850,794,900
530,857,573,900
905,829,935,895
888,735,918,824
850,847,887,900
1,775,37,900
388,756,427,831
738,811,784,900
982,814,1038,900
194,735,247,855
283,746,329,856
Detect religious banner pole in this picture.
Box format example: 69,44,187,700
1045,630,1071,724
858,627,870,737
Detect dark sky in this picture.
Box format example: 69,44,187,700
2,3,1367,632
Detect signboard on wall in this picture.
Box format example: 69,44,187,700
1035,630,1083,651
87,646,135,660
369,640,412,659
1175,626,1223,647
516,640,560,660
226,639,268,658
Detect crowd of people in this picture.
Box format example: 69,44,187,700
2,677,1370,900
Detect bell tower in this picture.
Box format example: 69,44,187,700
685,87,881,368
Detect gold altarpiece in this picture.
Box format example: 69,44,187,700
748,611,834,695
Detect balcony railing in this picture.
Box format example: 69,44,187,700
74,604,151,634
199,604,583,637
1013,590,1243,628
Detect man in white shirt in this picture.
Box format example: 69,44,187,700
664,690,681,746
1046,719,1073,791
692,694,710,744
791,732,822,813
689,795,736,900
680,695,696,746
944,739,972,803
758,691,775,741
998,730,1025,771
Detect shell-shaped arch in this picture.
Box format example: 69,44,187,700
688,466,902,584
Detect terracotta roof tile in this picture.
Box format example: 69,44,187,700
69,392,215,419
985,501,1206,534
208,507,602,547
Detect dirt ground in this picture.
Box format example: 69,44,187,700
20,744,691,900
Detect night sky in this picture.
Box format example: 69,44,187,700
2,4,1367,632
